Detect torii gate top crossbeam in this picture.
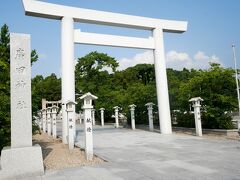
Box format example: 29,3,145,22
22,0,187,33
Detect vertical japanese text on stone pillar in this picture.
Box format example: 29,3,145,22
10,33,32,148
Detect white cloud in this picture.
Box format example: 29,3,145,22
194,51,209,61
166,50,223,70
117,51,154,70
166,50,191,62
116,50,224,71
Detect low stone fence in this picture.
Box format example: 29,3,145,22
135,124,239,138
173,127,239,137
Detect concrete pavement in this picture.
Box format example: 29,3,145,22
15,125,240,179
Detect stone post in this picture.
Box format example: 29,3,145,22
37,111,42,130
99,108,105,126
145,102,154,132
79,110,83,124
113,106,121,128
189,97,203,136
46,107,52,136
153,28,172,134
80,92,98,161
51,105,59,139
0,33,43,179
42,108,47,133
129,104,136,130
92,109,96,126
66,101,77,150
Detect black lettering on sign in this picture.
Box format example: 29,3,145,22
16,66,26,74
87,127,92,132
16,100,27,109
15,48,25,60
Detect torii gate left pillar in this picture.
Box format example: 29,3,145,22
61,17,75,144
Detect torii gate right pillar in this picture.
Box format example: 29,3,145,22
153,27,172,134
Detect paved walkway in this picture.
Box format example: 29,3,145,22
18,125,240,179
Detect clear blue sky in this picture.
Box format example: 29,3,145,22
1,0,240,77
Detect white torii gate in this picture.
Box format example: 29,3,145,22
22,0,187,143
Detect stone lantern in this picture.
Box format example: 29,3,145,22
46,107,52,136
113,106,121,128
66,100,77,150
51,105,59,139
80,92,98,161
129,104,137,130
145,102,154,132
189,97,203,136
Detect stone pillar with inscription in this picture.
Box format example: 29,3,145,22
51,105,59,139
46,107,52,136
80,92,98,161
99,108,105,126
0,33,44,179
145,102,154,132
66,101,76,150
129,104,136,130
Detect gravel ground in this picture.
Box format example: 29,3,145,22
33,133,104,170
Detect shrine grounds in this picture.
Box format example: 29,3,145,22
14,125,240,180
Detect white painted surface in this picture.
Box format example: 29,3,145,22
153,28,172,134
22,0,187,32
61,16,75,144
74,30,154,49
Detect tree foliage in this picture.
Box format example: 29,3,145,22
177,63,236,129
75,52,237,129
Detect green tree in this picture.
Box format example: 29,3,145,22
0,24,11,152
32,73,61,113
178,63,236,129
